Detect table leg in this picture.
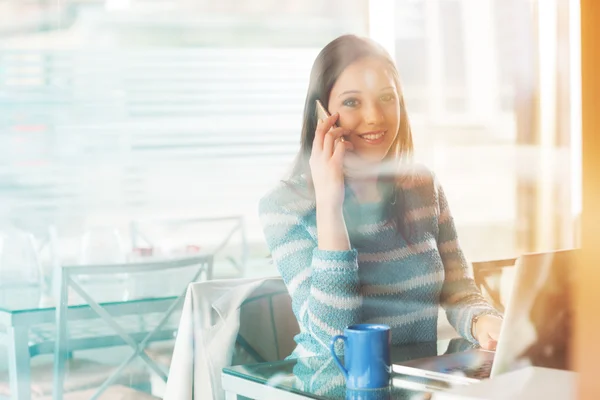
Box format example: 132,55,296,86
7,326,31,400
205,259,214,281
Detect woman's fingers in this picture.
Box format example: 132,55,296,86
312,113,339,155
323,126,349,156
343,139,354,151
479,336,497,351
336,136,354,151
332,136,349,164
312,118,326,153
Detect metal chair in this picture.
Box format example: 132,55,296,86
472,257,518,313
234,280,299,364
0,227,144,399
130,216,247,279
52,253,213,400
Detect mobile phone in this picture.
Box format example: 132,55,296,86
315,99,332,121
316,100,341,127
316,99,344,141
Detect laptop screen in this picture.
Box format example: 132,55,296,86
491,248,576,377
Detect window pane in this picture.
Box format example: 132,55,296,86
393,0,578,260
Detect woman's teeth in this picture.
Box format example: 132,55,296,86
360,132,384,140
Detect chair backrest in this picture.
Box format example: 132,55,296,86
52,253,213,400
234,279,299,364
472,257,518,313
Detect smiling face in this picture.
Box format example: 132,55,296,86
327,56,401,166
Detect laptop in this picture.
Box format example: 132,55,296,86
392,248,576,385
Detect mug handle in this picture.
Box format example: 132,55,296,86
330,334,349,380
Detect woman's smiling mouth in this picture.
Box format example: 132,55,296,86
358,130,386,144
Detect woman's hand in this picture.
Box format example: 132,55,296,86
473,314,503,350
310,113,354,251
309,113,353,208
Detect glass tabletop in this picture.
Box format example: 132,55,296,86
223,338,479,400
0,285,177,314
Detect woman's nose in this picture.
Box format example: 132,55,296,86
363,102,385,126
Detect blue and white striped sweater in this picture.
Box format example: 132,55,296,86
259,168,500,358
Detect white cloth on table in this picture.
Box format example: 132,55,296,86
163,276,299,400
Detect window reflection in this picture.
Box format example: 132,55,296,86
0,0,580,397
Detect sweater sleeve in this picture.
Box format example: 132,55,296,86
435,179,503,344
259,186,362,353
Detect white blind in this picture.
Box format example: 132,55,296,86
0,48,319,238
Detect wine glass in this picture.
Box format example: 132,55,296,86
0,228,42,308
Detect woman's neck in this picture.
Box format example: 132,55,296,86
346,177,381,203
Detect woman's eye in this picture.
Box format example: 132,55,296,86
343,98,359,107
380,94,395,102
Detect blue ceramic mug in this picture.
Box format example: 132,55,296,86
330,324,391,389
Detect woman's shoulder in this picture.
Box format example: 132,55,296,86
397,163,446,209
399,163,439,191
259,175,316,217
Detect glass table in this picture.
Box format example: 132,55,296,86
0,252,213,400
222,338,480,400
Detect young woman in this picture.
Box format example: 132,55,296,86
259,35,502,358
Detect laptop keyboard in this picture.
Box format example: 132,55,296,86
442,359,494,380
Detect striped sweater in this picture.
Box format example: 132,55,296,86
259,167,501,358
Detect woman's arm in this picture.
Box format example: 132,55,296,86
259,189,362,353
316,201,351,251
435,180,503,343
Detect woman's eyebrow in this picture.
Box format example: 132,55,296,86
338,86,395,98
338,90,360,97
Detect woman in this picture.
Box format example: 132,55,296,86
259,35,502,358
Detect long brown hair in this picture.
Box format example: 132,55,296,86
289,34,416,236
